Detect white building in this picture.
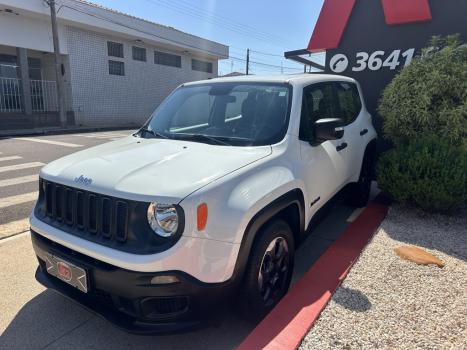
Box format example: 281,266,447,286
0,0,228,130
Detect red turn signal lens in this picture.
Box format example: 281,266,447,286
197,203,208,231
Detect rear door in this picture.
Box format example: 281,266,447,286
333,81,365,182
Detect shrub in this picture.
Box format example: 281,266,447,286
379,35,467,145
376,136,467,212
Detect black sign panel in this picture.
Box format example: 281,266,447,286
323,0,467,150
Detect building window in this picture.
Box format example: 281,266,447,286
0,54,18,78
191,59,213,73
154,50,181,68
108,60,125,76
107,41,124,58
132,46,147,62
28,57,42,80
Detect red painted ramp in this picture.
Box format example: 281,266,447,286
238,198,389,350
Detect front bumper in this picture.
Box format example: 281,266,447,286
31,231,238,334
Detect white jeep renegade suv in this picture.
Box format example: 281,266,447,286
30,74,377,333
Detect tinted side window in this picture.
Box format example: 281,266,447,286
299,83,335,142
335,82,362,124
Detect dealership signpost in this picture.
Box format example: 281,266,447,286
286,0,467,151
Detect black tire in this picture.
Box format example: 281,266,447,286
346,151,374,207
239,219,295,322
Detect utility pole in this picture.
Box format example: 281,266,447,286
47,0,67,128
246,48,250,75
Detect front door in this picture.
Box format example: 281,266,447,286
298,82,347,218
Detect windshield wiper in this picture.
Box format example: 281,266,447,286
139,127,168,139
173,133,232,146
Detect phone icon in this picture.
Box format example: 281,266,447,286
330,54,349,73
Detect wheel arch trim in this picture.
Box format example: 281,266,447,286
230,189,305,282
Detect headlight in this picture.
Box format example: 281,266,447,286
147,203,179,237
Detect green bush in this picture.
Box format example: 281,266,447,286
376,136,467,212
379,35,467,145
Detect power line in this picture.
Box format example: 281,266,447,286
230,49,287,67
229,45,292,58
229,56,302,70
170,0,292,45
250,49,284,58
230,50,294,71
143,0,295,50
150,0,293,46
60,3,306,73
59,3,227,57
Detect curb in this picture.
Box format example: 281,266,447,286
237,196,389,350
0,230,30,244
0,125,137,138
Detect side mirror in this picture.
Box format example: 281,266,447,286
314,118,345,143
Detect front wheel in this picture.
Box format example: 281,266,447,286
239,219,295,322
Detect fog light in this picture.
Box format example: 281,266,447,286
150,275,180,285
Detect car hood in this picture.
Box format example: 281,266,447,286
40,136,272,203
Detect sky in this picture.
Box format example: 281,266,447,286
87,0,325,75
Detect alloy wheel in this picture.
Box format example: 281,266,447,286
257,237,290,306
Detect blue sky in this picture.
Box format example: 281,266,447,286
89,0,325,75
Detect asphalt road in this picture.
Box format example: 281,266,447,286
0,130,136,238
0,130,368,349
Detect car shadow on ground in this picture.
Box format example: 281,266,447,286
1,195,359,350
0,290,254,350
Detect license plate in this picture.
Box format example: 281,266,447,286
44,253,88,293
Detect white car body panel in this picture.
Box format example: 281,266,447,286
40,137,271,203
31,73,377,283
180,136,304,244
30,214,240,283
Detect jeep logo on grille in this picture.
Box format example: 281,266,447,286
74,175,93,186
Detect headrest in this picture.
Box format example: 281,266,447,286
241,95,257,121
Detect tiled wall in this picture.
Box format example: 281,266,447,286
65,26,218,126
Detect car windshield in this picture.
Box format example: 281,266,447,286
140,82,292,146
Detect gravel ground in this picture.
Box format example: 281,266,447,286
300,204,467,350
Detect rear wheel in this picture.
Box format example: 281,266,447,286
239,219,295,322
347,151,374,207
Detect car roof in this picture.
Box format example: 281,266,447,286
183,73,356,88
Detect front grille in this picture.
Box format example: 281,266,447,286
40,179,129,242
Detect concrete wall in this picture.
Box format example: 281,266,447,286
0,4,67,54
0,0,227,126
0,0,228,58
65,26,218,127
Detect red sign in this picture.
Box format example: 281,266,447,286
308,0,433,52
381,0,432,25
57,261,72,281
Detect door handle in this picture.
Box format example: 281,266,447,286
336,142,348,152
360,128,368,136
